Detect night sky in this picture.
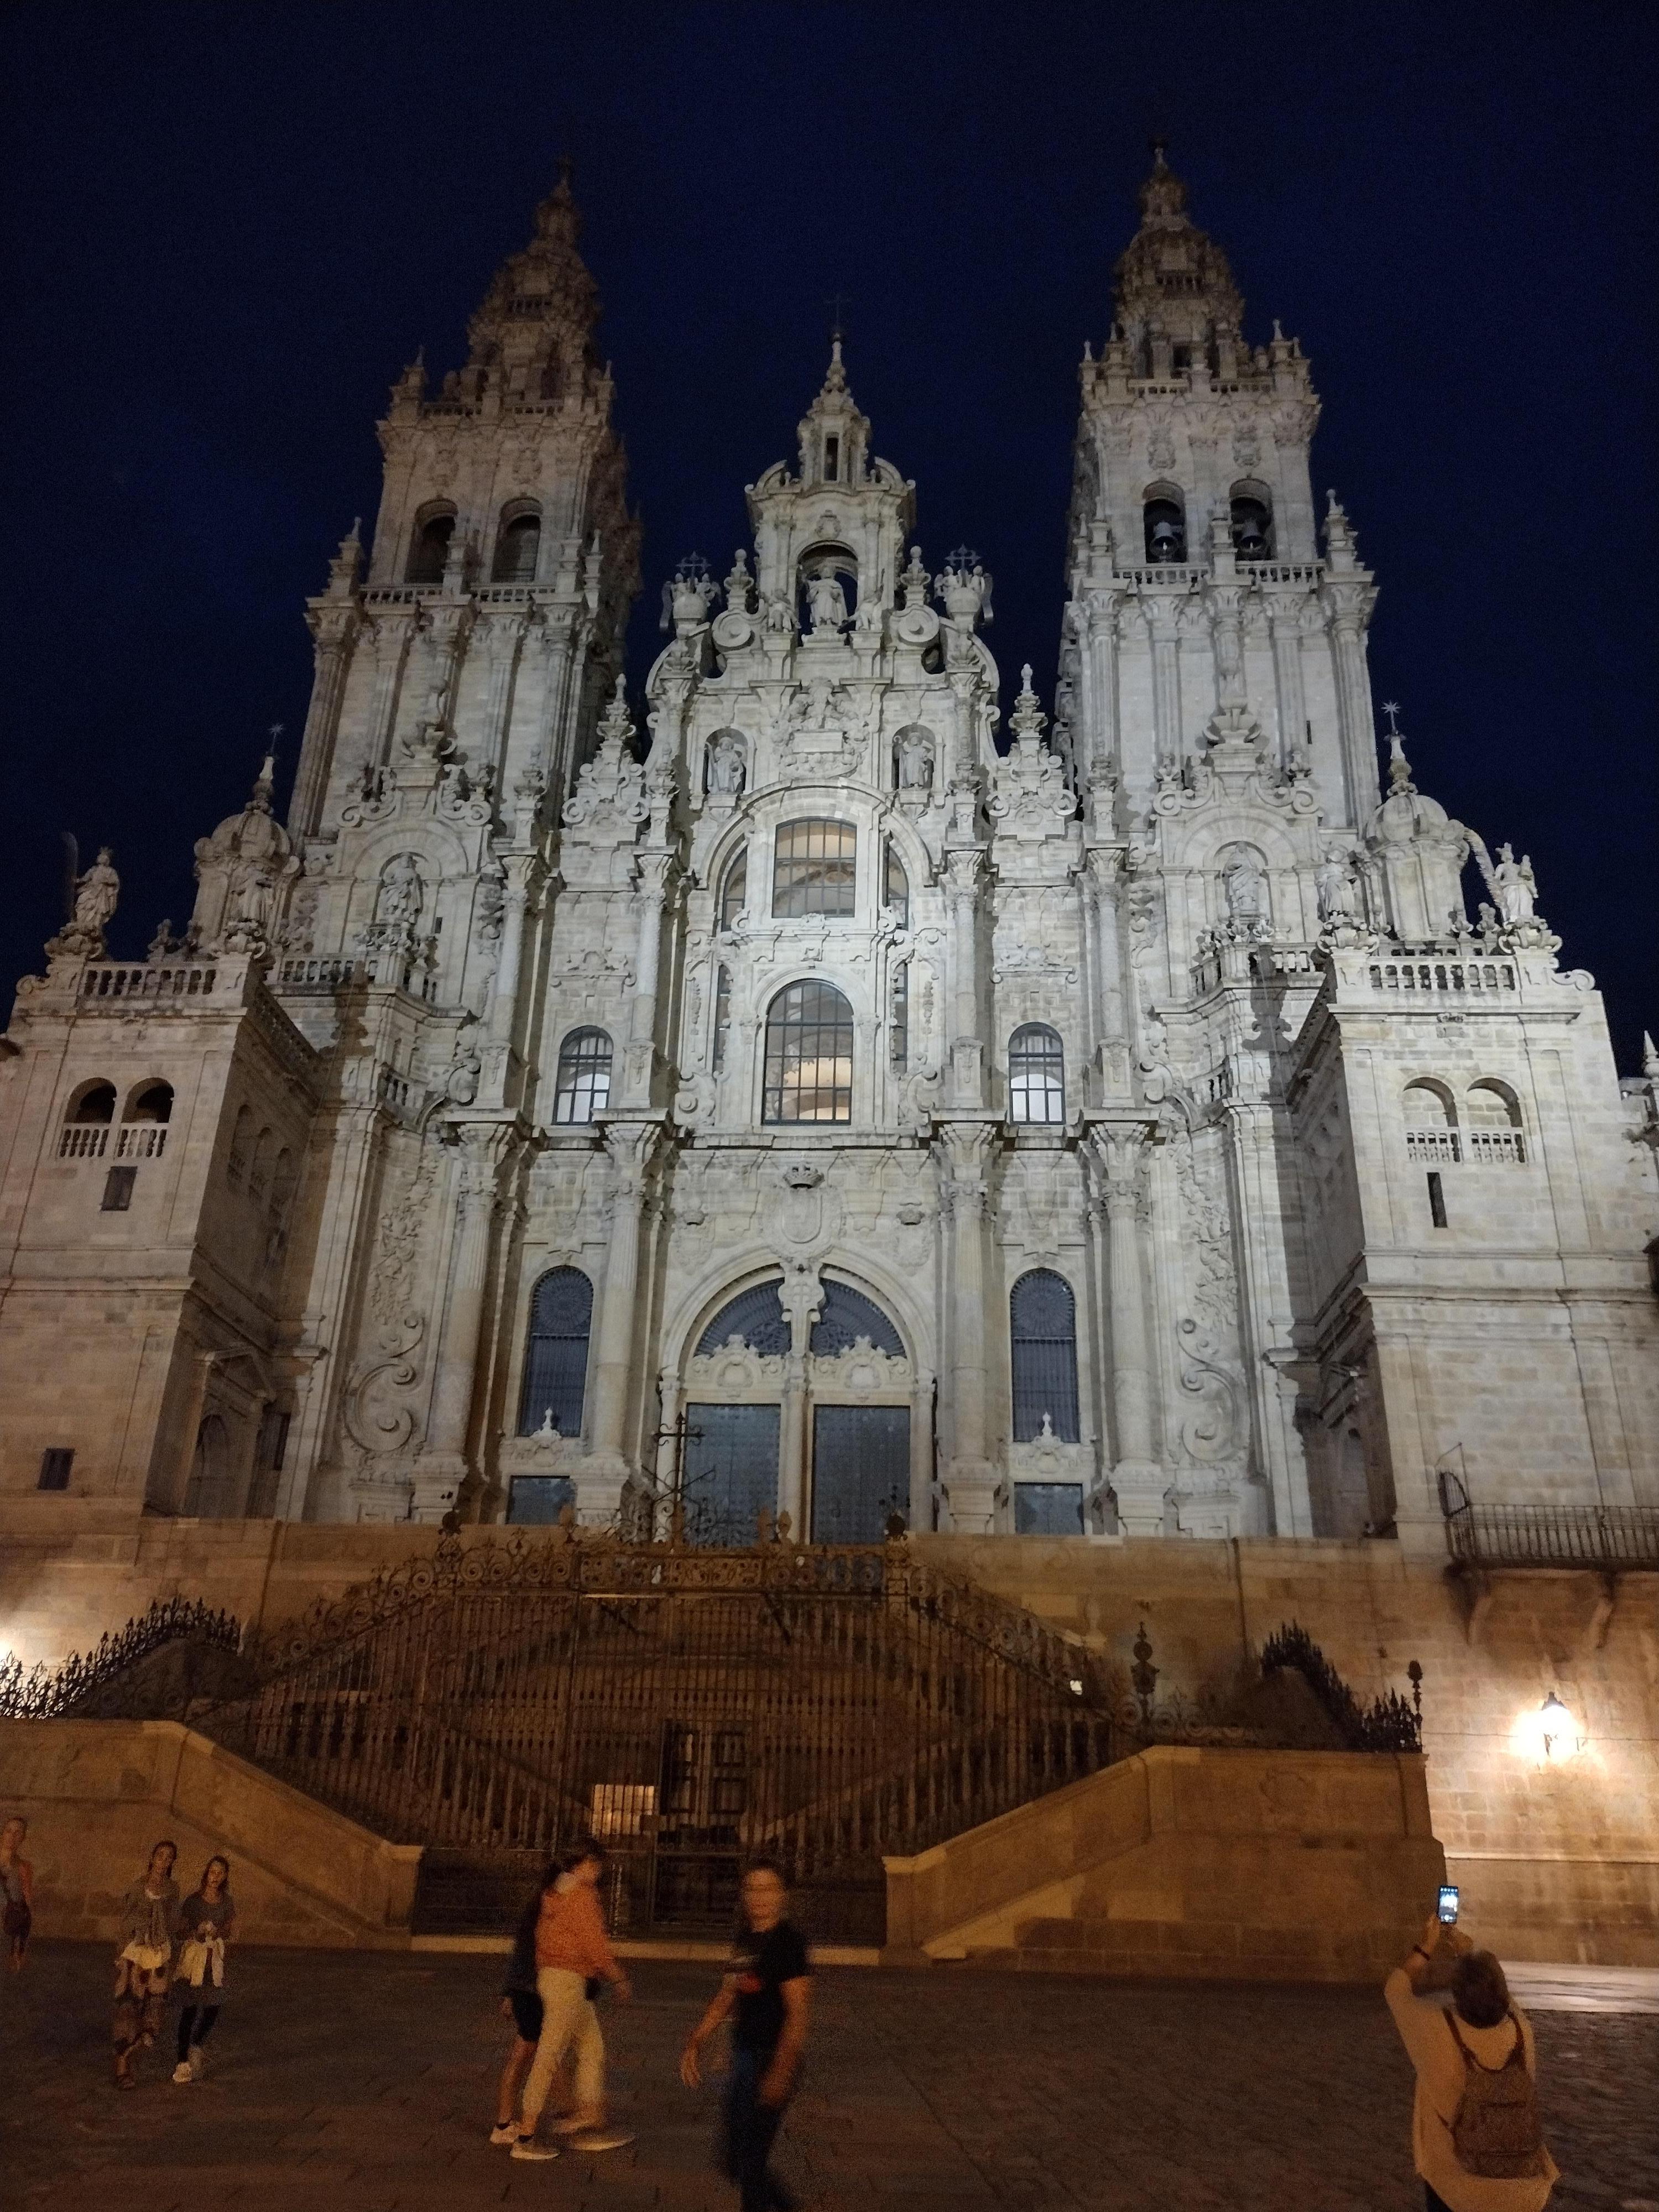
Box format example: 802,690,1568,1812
2,4,1653,1065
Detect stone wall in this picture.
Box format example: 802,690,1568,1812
1,1507,1652,1965
884,1744,1443,1981
0,1718,422,1947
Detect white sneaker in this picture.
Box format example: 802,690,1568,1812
187,2045,207,2079
567,2129,634,2152
488,2123,518,2147
171,2062,194,2085
509,2138,559,2161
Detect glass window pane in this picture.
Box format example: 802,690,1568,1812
718,850,747,931
763,980,853,1124
1014,1482,1084,1535
1010,1268,1079,1442
884,842,909,928
772,820,856,918
518,1267,593,1436
1009,1024,1065,1124
554,1027,613,1124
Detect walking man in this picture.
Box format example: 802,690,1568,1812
680,1859,811,2212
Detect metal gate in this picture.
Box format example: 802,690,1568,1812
206,1529,1128,1942
810,1404,909,1543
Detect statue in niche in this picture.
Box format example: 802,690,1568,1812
897,728,934,790
1316,851,1357,925
804,562,848,632
1492,843,1537,925
375,854,425,932
706,733,746,796
1222,848,1267,927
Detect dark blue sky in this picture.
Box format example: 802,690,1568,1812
2,3,1653,1063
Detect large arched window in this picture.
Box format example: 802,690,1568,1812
1143,482,1186,564
1229,481,1274,561
554,1027,613,1123
697,1278,790,1355
405,508,455,585
518,1266,594,1436
1010,1269,1080,1443
717,847,748,931
66,1081,116,1123
883,841,910,928
59,1078,116,1160
492,507,541,583
1009,1024,1065,1124
773,820,856,917
763,981,853,1124
1402,1078,1459,1162
810,1279,904,1356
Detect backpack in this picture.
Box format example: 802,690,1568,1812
1446,2010,1549,2179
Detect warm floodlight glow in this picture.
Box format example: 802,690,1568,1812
1517,1690,1584,1764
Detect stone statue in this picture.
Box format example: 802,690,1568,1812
375,854,425,932
72,848,121,935
1222,848,1267,926
1493,843,1537,926
897,727,934,790
706,733,746,795
444,1037,482,1104
804,562,848,632
1316,851,1356,925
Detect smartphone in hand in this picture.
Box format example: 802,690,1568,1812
1437,1885,1460,1925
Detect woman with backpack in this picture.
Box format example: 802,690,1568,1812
1385,1914,1557,2209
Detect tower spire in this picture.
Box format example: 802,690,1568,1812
1113,139,1244,363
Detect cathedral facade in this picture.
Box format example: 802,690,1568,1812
3,155,1655,1549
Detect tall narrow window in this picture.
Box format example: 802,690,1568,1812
518,1267,594,1436
883,841,909,928
763,981,853,1124
890,962,909,1072
101,1166,137,1212
1010,1270,1080,1443
717,849,748,932
553,1027,613,1123
1427,1171,1448,1229
823,434,840,481
492,509,541,582
773,820,856,918
1009,1024,1065,1124
38,1447,73,1491
712,964,732,1071
406,510,455,585
1144,487,1186,563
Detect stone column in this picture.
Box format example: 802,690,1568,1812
776,1264,825,1538
943,851,986,1107
1091,1123,1166,1535
290,603,361,835
481,851,547,1105
622,852,675,1105
582,1120,658,1511
418,1121,516,1521
1085,847,1129,1099
1269,599,1308,774
1146,594,1183,767
477,612,527,786
1326,591,1378,825
1082,591,1121,775
936,1120,999,1531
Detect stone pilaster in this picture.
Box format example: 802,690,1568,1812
580,1118,660,1515
935,1118,999,1532
416,1119,518,1520
1089,1121,1166,1534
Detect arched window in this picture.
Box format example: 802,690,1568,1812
1229,482,1274,561
890,961,909,1071
763,981,853,1124
1009,1025,1065,1124
1010,1270,1080,1443
883,841,909,928
1402,1079,1459,1163
554,1028,613,1124
517,1267,594,1437
405,509,455,585
182,1413,234,1519
810,1279,904,1356
66,1081,116,1123
226,1102,253,1187
1143,483,1186,564
697,1278,790,1355
124,1082,173,1123
712,963,732,1070
773,820,855,918
492,507,540,583
248,1128,274,1203
1466,1079,1525,1164
717,848,748,932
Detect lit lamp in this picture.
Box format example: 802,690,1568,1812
1536,1692,1583,1763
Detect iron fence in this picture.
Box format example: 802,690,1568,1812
1443,1500,1659,1573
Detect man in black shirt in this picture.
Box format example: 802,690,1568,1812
680,1860,811,2211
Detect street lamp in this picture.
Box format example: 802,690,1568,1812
1535,1691,1583,1763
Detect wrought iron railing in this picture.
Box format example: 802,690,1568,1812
1444,1500,1659,1573
0,1596,243,1720
198,1528,1128,1938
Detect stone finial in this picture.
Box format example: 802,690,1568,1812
1643,1032,1659,1079
1008,665,1047,741
595,675,634,752
1380,702,1416,795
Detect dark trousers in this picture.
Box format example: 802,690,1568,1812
177,2002,221,2062
719,2046,798,2212
1425,2188,1454,2212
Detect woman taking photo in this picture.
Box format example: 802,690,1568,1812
681,1859,811,2212
113,1839,180,2088
510,1841,634,2161
172,1855,236,2084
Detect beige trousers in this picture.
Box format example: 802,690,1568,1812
520,1967,606,2128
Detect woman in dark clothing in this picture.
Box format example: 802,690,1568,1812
680,1860,811,2212
489,1864,556,2146
172,1856,236,2084
113,1839,180,2088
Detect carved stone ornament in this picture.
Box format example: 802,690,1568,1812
685,1337,788,1396
47,846,121,958
988,669,1076,844
808,1339,913,1397
562,680,648,837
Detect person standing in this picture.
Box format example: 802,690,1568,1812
113,1839,180,2089
1,1814,34,1971
172,1856,236,2084
680,1860,811,2212
511,1842,634,2161
490,1864,555,2146
1384,1913,1557,2210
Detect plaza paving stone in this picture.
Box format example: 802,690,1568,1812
1,1943,1654,2211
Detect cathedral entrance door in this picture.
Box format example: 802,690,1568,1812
682,1402,779,1545
810,1404,910,1543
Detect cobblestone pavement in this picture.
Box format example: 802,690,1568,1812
2,1945,1654,2211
